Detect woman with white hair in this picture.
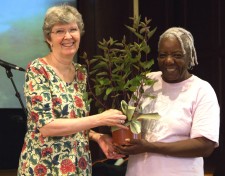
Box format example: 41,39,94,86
115,27,220,176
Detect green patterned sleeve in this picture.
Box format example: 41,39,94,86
24,61,54,129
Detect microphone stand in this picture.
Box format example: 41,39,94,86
5,67,27,120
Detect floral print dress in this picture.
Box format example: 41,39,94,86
17,58,91,176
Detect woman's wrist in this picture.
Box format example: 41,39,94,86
96,133,104,143
89,131,104,142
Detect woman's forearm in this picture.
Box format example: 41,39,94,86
39,114,103,137
149,137,215,157
39,109,127,137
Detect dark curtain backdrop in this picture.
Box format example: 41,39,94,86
78,0,225,175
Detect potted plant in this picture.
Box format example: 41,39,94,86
80,16,157,145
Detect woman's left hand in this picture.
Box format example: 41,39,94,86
97,134,125,159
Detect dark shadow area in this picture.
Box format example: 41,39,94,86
0,109,26,169
92,158,127,176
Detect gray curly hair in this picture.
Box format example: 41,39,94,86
42,4,85,49
158,27,198,69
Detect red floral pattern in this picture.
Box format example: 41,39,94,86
74,96,83,108
31,111,39,123
41,147,53,157
22,162,27,172
74,83,78,91
29,81,34,91
34,164,47,176
77,70,85,81
70,110,76,118
31,95,43,105
39,135,45,144
59,83,64,92
52,97,62,106
18,58,91,175
78,157,87,170
60,159,76,174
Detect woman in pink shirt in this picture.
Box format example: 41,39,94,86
115,27,220,176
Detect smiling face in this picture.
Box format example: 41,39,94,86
47,22,80,59
157,36,190,83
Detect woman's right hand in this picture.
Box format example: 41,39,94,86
100,109,128,129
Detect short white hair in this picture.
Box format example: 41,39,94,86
158,27,198,69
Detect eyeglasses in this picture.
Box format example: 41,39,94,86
51,28,79,37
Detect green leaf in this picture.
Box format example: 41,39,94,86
95,86,103,96
92,62,108,70
83,16,157,114
111,121,131,132
96,72,108,76
80,52,87,59
106,87,113,95
133,31,144,40
137,113,160,120
103,94,108,101
98,44,108,51
145,17,151,25
89,69,98,76
125,25,136,33
140,26,150,34
143,78,157,86
121,100,128,114
126,106,136,121
142,45,150,54
140,59,154,69
130,120,141,134
115,43,124,47
89,58,99,64
99,78,110,86
129,86,138,92
109,37,117,45
147,27,157,39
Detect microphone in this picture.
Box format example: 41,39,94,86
0,59,26,72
